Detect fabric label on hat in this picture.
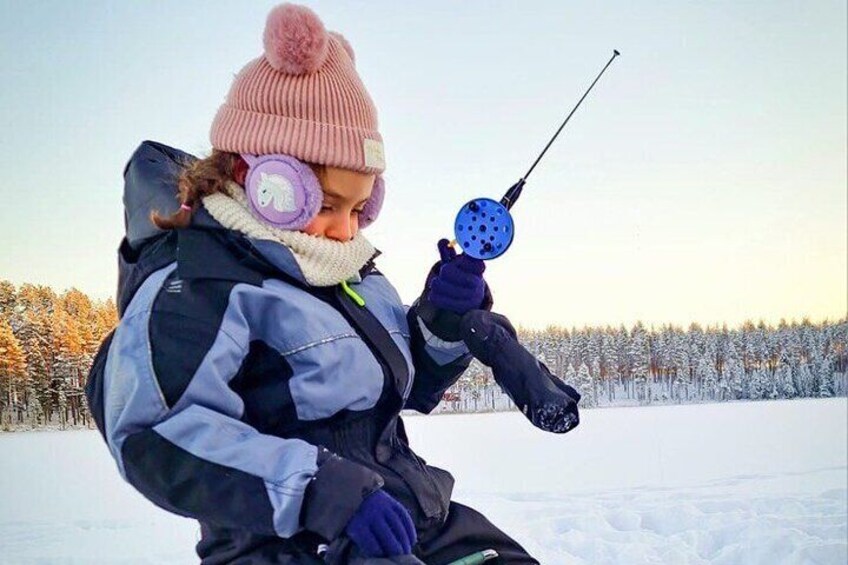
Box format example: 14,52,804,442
363,138,385,170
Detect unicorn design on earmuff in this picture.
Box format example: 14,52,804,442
256,172,298,213
241,153,385,231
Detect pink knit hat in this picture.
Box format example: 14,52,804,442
210,3,385,174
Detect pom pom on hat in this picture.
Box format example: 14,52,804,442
263,3,329,75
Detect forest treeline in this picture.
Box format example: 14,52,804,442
0,281,117,430
453,317,847,410
0,279,845,429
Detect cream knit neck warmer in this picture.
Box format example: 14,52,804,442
201,182,377,287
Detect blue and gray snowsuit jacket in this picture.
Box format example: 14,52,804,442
86,142,482,562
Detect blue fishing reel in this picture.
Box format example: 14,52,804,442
452,49,620,261
453,198,514,260
454,180,524,260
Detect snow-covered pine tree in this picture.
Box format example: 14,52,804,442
817,353,834,397
727,358,746,400
747,366,768,400
831,320,847,376
559,334,574,385
723,341,742,399
687,324,704,396
756,325,771,372
654,327,674,399
454,358,489,412
695,354,718,401
15,285,57,423
784,323,803,369
768,380,780,400
704,330,719,378
24,383,44,428
590,357,602,406
586,330,601,369
565,363,577,397
717,365,732,401
742,321,759,373
629,323,650,403
60,290,99,420
576,361,596,407
571,330,587,375
673,334,691,402
51,309,85,428
795,362,814,399
601,330,618,402
775,360,795,399
615,325,630,389
762,325,776,365
540,325,560,369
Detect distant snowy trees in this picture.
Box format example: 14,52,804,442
1,277,846,428
441,318,848,414
0,281,117,430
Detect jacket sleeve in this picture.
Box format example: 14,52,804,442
100,266,382,542
402,258,494,414
402,299,474,414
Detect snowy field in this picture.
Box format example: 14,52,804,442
1,398,846,564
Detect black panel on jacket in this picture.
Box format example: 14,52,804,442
149,270,240,407
84,329,115,442
176,228,269,287
229,341,298,436
122,429,277,536
116,231,178,317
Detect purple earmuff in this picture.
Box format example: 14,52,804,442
358,175,384,229
241,153,386,231
241,153,323,230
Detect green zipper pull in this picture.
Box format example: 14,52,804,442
447,549,499,565
340,280,365,307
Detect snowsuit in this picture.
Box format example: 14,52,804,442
86,141,538,564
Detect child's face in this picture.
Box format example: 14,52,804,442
303,166,375,242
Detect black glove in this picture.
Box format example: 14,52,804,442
459,310,581,434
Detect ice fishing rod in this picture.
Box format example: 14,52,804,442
452,49,621,260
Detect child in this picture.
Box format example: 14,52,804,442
88,3,540,563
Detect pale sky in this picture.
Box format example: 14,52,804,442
0,0,845,330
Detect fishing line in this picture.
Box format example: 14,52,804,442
452,50,621,260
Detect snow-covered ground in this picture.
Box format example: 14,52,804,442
1,398,845,564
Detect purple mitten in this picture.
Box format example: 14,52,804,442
427,239,486,314
345,490,417,557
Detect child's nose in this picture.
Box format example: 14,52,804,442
326,215,355,242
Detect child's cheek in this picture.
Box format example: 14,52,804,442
302,217,324,237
